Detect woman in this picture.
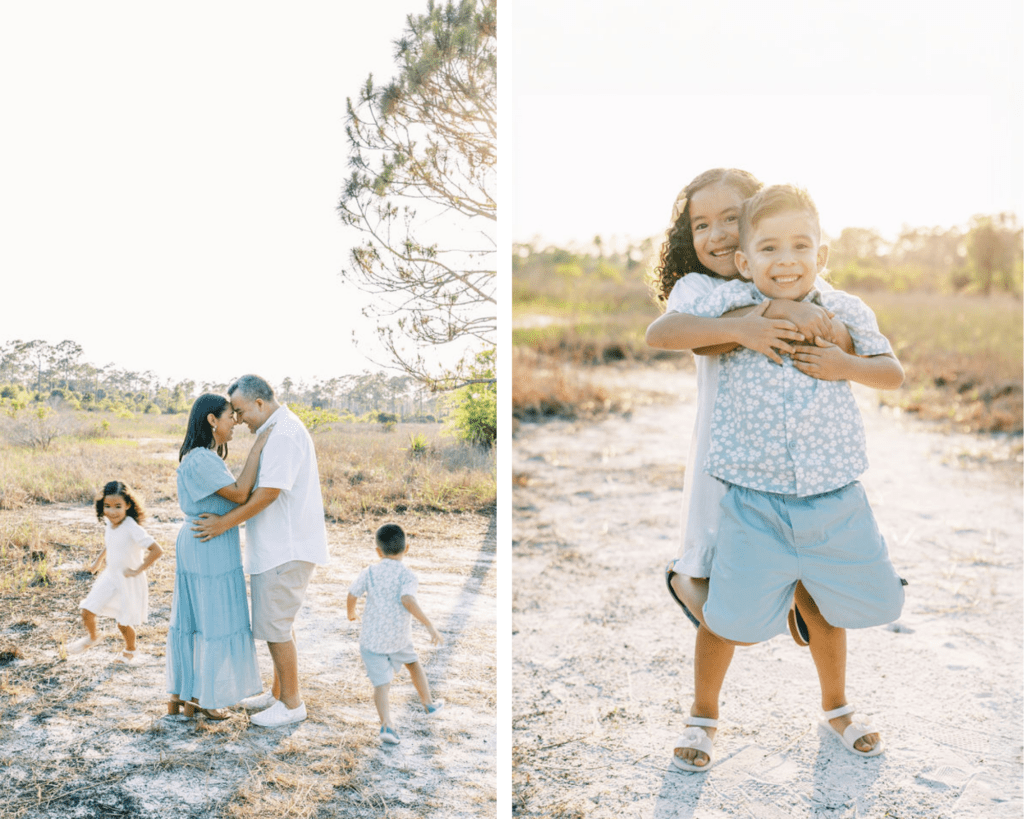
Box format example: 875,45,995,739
166,393,271,718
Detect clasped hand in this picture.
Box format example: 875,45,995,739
736,301,837,367
791,337,850,381
193,513,227,542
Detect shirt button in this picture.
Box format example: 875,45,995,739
788,441,797,449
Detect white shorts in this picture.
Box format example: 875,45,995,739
360,644,418,687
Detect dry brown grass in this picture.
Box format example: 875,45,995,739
0,505,496,818
0,413,495,518
512,349,631,421
513,291,1022,435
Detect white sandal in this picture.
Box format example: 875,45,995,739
671,716,718,772
67,635,102,655
819,705,884,757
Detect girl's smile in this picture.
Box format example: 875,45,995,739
103,495,131,528
689,182,745,279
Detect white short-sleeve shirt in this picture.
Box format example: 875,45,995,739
244,405,329,576
349,559,419,654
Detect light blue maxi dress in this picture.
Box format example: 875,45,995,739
166,447,261,708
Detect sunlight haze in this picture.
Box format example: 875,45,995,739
1,2,421,389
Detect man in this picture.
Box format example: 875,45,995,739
194,374,329,727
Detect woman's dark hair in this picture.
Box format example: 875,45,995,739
95,481,146,523
649,168,763,305
179,393,230,462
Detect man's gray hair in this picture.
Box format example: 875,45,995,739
228,374,275,401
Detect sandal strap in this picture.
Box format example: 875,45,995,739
685,716,718,728
822,704,856,720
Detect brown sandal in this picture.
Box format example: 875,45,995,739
183,701,230,720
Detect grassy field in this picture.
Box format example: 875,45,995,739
513,255,1023,433
0,411,496,517
0,411,497,817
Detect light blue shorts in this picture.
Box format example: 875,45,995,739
360,644,419,687
703,481,904,643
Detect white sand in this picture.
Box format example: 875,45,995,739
513,367,1022,818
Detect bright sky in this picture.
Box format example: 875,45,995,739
508,1,1023,249
0,2,420,389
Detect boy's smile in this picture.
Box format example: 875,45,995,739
736,210,829,300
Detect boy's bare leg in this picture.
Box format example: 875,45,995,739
82,609,98,640
116,624,136,653
405,661,435,709
373,683,392,728
795,582,880,753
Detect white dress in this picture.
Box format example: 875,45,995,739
80,517,155,627
667,273,837,577
666,274,727,578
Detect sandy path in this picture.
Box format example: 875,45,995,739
1,507,496,818
512,366,1022,819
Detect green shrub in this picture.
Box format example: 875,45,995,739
443,350,496,448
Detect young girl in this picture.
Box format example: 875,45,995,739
645,168,857,771
68,481,163,661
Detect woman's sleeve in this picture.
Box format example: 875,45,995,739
180,449,235,500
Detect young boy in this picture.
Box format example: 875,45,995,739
676,184,905,765
347,523,444,745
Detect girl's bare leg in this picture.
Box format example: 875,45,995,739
117,624,136,653
795,582,880,753
676,625,735,766
669,575,734,767
669,574,709,626
82,609,98,640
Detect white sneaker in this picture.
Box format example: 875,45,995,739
425,699,445,716
250,700,306,727
239,691,277,710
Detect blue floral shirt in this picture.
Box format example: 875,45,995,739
686,279,893,497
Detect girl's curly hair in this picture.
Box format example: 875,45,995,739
648,168,763,305
95,481,146,523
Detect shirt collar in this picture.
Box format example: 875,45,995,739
751,282,822,305
255,405,287,434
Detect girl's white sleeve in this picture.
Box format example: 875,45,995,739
665,274,719,314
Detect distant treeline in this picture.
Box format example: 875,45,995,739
514,211,1023,300
0,339,440,421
